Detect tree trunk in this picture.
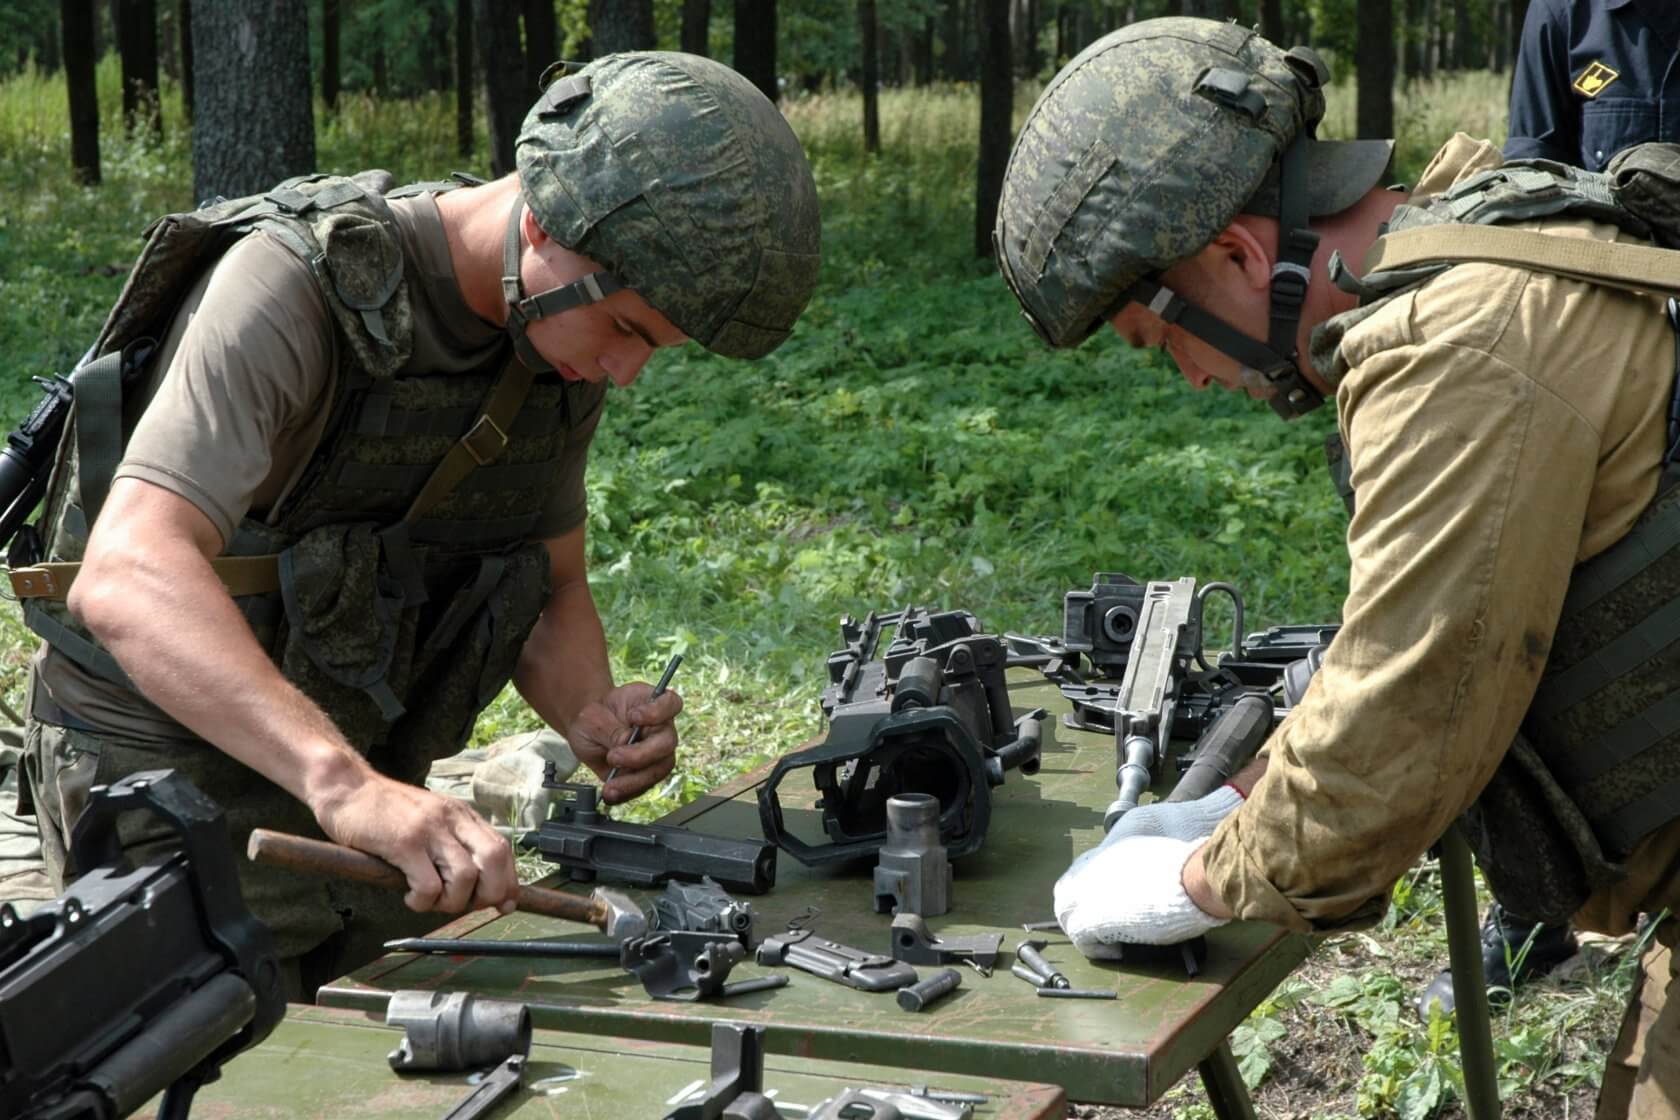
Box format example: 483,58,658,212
1453,0,1471,70
859,0,879,154
941,0,960,78
177,0,192,121
1259,0,1284,42
1181,0,1221,15
455,0,473,158
1021,0,1039,77
62,0,100,184
118,0,161,139
733,0,776,104
371,23,387,95
421,2,449,91
1356,0,1394,141
321,0,339,111
524,0,557,92
681,0,710,56
476,0,524,177
913,15,933,85
975,0,1011,258
190,0,313,202
590,0,654,55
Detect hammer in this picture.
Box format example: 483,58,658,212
247,828,647,941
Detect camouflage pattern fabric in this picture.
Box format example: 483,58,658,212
995,18,1324,347
0,724,54,918
517,51,822,359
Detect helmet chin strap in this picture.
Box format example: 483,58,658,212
1120,136,1326,421
501,198,624,374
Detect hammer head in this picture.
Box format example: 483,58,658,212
592,887,648,941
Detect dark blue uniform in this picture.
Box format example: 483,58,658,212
1505,0,1680,171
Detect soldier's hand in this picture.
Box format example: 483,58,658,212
570,681,682,803
1064,785,1243,881
310,771,518,915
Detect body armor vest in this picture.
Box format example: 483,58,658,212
1315,143,1680,921
18,171,600,784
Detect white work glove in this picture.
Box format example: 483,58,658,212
1053,835,1228,958
1065,785,1243,881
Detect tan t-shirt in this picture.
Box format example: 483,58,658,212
1200,134,1680,937
39,193,604,740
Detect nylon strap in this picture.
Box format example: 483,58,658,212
71,350,126,527
400,358,536,523
1366,225,1680,299
7,554,283,601
499,199,623,375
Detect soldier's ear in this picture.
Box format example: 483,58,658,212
1209,217,1278,295
521,204,553,252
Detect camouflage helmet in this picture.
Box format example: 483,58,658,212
995,18,1392,355
517,51,821,359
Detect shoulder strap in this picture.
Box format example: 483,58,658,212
1365,225,1680,299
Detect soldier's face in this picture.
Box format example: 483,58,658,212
519,210,688,386
1107,244,1277,399
528,283,687,388
1108,302,1274,400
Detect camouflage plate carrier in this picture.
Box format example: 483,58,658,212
9,171,597,953
1314,143,1680,921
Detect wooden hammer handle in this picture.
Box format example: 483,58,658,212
246,828,607,929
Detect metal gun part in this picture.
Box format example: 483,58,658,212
439,1054,526,1120
652,876,756,945
384,937,619,959
1104,578,1199,831
755,928,919,992
663,1022,774,1120
1036,987,1117,1000
385,990,531,1072
807,1087,973,1120
887,914,1002,976
522,781,776,894
1014,940,1069,990
896,968,962,1013
620,931,775,1002
872,794,952,917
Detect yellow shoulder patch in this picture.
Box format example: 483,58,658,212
1573,61,1621,98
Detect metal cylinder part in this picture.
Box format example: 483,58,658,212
873,793,953,917
386,990,532,1072
1014,941,1069,989
893,655,942,711
1036,987,1117,1000
896,968,962,1012
1010,962,1047,987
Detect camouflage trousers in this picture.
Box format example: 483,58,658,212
21,716,440,999
1599,914,1680,1120
0,724,56,917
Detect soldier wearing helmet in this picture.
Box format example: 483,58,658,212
16,51,820,993
999,19,1680,1113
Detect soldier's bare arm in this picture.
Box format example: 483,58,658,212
68,477,518,916
512,525,680,804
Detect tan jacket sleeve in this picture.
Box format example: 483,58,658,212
1202,252,1667,931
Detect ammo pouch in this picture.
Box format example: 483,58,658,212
276,523,551,781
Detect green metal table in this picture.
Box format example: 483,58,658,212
132,1003,1067,1118
321,675,1313,1114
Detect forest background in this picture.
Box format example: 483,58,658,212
0,2,1634,1119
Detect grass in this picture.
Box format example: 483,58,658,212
0,61,1641,1118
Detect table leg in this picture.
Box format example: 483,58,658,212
1197,1039,1258,1120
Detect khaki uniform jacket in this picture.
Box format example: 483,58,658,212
1200,134,1680,936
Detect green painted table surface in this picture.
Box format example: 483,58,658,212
321,674,1313,1107
133,1003,1067,1119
